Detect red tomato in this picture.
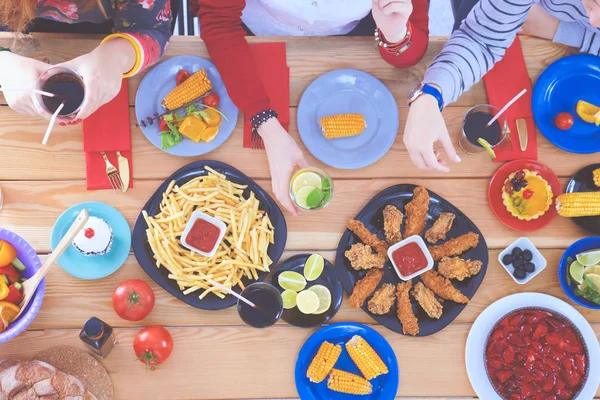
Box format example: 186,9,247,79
159,118,169,132
112,279,155,321
554,112,574,130
134,326,173,369
202,92,220,108
175,70,190,86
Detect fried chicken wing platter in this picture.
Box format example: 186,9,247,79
335,184,488,336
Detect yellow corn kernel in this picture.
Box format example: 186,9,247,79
327,369,373,395
556,192,600,217
306,341,342,383
162,69,212,111
320,113,366,139
345,335,388,380
594,168,600,188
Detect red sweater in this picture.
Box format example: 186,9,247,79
198,0,429,119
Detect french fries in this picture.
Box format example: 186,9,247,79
143,166,275,300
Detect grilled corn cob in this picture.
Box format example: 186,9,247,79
556,192,600,217
594,168,600,188
161,69,212,111
345,335,388,380
306,341,342,383
327,369,373,395
320,113,365,139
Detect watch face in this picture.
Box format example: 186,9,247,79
408,84,423,102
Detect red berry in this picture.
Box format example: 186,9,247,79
532,323,548,339
505,182,515,193
503,346,515,364
515,170,526,180
543,374,556,393
545,332,561,346
522,189,534,199
84,228,95,239
496,370,513,383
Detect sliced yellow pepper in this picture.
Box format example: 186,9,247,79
199,126,219,143
576,100,600,126
179,115,208,143
0,280,9,301
201,108,221,127
0,241,16,267
0,301,20,328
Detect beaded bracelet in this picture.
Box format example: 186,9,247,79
374,23,413,56
250,109,278,132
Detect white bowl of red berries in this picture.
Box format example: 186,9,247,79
498,237,547,284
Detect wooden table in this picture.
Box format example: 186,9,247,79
0,33,597,399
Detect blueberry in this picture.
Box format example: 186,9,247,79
502,254,514,265
513,183,522,192
511,178,520,186
513,268,527,280
513,258,524,269
520,180,528,188
524,262,535,273
512,247,523,258
522,250,533,262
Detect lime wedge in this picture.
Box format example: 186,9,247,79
570,261,585,284
278,271,306,292
576,250,600,267
477,138,496,159
294,186,316,210
281,289,298,309
584,265,600,276
304,254,325,281
297,290,320,314
308,284,331,314
305,188,325,209
292,172,322,196
582,273,600,292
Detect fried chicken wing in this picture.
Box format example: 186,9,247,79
383,205,403,245
438,257,482,281
421,270,469,304
345,243,386,271
367,283,396,315
411,282,443,319
424,212,456,244
396,281,419,336
404,187,430,237
428,232,480,262
349,269,384,308
347,220,389,255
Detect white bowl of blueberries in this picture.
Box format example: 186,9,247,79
498,237,547,284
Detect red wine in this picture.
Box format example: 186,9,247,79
238,285,283,328
463,111,502,147
42,73,84,116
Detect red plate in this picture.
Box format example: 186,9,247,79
488,159,562,231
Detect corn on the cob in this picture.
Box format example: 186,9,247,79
306,341,342,383
556,192,600,217
594,168,600,188
345,335,388,380
161,69,212,111
320,113,365,139
327,369,373,395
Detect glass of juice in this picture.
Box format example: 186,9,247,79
34,66,85,117
458,104,509,155
237,282,284,328
290,167,333,211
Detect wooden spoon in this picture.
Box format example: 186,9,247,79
15,209,89,319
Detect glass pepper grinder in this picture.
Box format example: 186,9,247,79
80,317,117,358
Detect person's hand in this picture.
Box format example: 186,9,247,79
519,4,560,40
403,94,461,172
259,118,309,216
372,0,413,43
56,38,136,122
0,52,52,119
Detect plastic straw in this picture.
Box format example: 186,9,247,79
42,103,64,145
487,88,528,127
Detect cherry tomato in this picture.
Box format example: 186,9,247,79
134,326,173,369
554,112,574,130
202,92,220,108
175,70,190,86
159,118,169,132
112,279,155,321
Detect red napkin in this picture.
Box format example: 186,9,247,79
82,80,133,190
483,37,537,162
243,43,289,149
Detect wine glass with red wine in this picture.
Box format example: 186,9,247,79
34,66,85,118
459,104,509,155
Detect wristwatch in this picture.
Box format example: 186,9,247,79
408,82,443,111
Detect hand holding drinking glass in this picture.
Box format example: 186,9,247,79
372,0,413,42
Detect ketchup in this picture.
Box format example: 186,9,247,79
187,219,221,253
392,242,428,277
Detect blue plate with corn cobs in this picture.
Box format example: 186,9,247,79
295,322,399,400
135,56,238,157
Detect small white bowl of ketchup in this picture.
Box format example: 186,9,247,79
387,235,434,281
181,211,227,257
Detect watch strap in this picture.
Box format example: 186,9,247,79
421,84,444,111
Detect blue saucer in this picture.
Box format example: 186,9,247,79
559,237,600,310
532,54,600,154
51,202,131,280
295,322,399,400
297,69,399,169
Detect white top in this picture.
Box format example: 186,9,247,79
73,216,113,253
242,0,372,36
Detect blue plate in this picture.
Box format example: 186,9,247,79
132,160,287,310
532,54,600,154
297,69,399,169
559,237,600,310
565,163,600,235
135,56,239,157
51,202,131,280
295,322,399,400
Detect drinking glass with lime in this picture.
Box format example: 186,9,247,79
289,167,333,211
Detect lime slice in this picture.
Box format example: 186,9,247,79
292,172,322,196
278,271,307,292
297,290,320,314
294,186,316,210
584,265,600,276
308,284,331,314
576,250,600,267
583,273,600,292
281,289,298,309
570,261,585,284
306,188,325,209
304,254,325,281
477,138,496,159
